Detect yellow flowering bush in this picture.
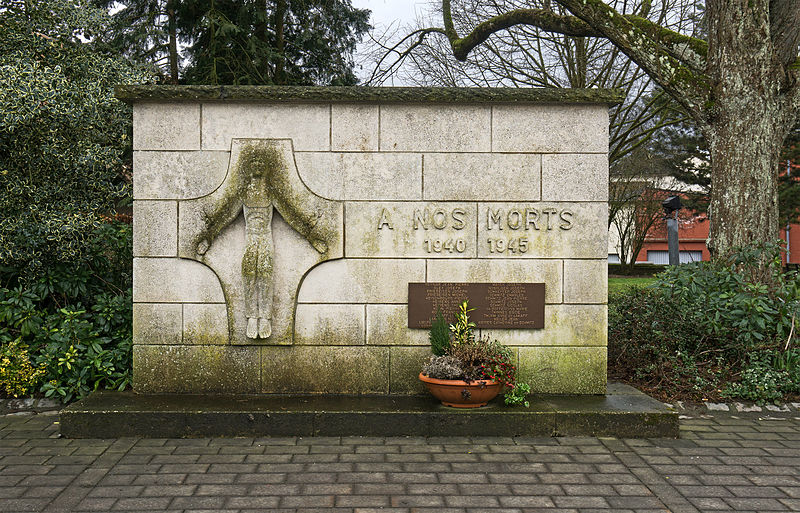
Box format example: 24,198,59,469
0,339,45,398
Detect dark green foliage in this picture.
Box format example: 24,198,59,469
0,0,150,278
609,242,800,403
103,0,370,85
92,0,180,82
178,0,369,85
724,350,800,403
428,309,450,356
0,222,133,403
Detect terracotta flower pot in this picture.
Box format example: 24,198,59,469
419,372,502,408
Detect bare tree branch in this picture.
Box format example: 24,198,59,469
437,0,709,118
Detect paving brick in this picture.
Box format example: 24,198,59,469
674,485,734,497
0,498,51,511
688,496,734,510
184,473,235,484
279,494,335,507
22,486,65,498
724,497,790,510
113,496,172,510
248,484,302,495
225,495,281,508
498,495,557,507
445,495,501,507
87,485,145,498
552,496,610,508
132,473,185,485
168,495,227,509
606,496,668,508
335,495,391,507
75,497,118,511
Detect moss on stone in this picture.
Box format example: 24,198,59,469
389,347,432,394
261,346,390,394
116,85,625,105
518,347,606,394
133,345,260,394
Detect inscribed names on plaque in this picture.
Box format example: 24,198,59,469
408,283,545,329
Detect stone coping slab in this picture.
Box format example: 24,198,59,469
116,85,625,105
60,383,676,439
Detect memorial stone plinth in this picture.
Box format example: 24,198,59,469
124,85,622,396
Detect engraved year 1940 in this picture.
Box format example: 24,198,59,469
376,206,468,254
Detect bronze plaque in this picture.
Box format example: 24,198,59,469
408,283,545,329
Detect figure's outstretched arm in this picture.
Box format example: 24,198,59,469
195,185,242,255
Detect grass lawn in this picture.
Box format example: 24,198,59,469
608,276,656,294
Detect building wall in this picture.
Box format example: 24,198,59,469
130,88,612,395
635,215,800,264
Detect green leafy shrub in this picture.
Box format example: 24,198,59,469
0,0,149,278
0,221,133,403
609,242,800,403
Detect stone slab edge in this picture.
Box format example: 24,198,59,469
59,385,677,439
116,85,625,105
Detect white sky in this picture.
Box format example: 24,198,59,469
351,0,431,84
352,0,428,31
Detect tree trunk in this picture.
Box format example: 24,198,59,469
703,0,788,259
273,0,287,85
166,0,179,84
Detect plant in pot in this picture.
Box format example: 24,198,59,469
419,301,530,408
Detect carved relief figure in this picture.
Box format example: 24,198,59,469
194,141,329,339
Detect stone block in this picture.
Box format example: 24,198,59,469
133,103,200,150
487,304,607,347
294,304,365,345
541,154,608,201
201,103,329,151
134,345,260,393
132,151,230,200
492,104,608,153
390,347,432,394
261,346,390,393
477,202,607,258
331,104,378,151
379,105,491,152
132,303,182,345
564,260,607,304
295,152,422,200
133,200,177,257
425,259,563,304
518,346,607,394
299,259,425,304
345,202,478,258
424,153,541,201
133,258,225,303
366,305,429,346
183,304,228,345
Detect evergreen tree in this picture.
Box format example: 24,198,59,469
93,0,181,83
100,0,370,85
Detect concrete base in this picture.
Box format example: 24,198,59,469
60,383,677,439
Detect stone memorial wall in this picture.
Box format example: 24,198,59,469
125,86,621,395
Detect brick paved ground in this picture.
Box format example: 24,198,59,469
2,410,800,512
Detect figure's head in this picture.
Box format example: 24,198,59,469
239,143,284,181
